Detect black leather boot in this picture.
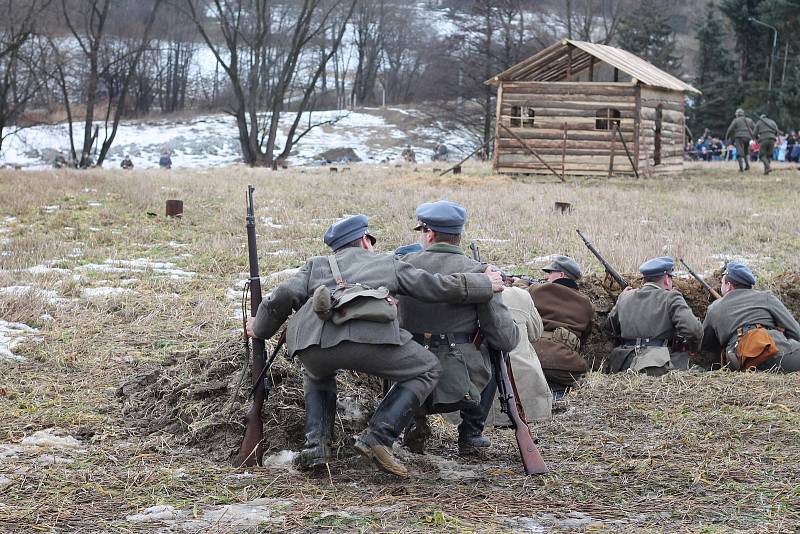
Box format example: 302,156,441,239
402,414,431,454
458,375,497,455
296,388,336,469
354,385,420,477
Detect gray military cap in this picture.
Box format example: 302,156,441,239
735,108,744,116
542,255,582,280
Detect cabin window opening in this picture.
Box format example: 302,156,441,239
509,105,535,128
596,108,621,130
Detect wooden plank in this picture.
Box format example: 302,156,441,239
493,83,503,170
499,123,565,182
496,128,636,141
499,108,636,119
615,122,639,179
561,122,567,181
498,138,633,150
502,82,637,96
501,100,636,111
634,85,641,176
608,128,616,178
501,93,638,104
500,120,635,132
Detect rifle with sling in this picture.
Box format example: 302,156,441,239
468,243,543,286
235,186,283,468
470,243,549,475
576,229,629,290
679,258,722,300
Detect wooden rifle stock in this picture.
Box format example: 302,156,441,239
235,185,267,468
469,242,548,475
490,349,549,475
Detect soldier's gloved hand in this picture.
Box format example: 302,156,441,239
484,267,504,292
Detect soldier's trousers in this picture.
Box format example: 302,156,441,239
298,340,442,403
760,141,775,172
735,137,750,169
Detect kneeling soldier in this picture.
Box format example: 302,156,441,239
604,256,703,375
701,262,800,372
246,215,503,477
398,200,518,455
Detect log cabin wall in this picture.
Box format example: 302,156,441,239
495,81,639,176
637,86,686,175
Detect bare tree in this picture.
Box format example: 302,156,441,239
0,0,52,153
55,0,163,167
548,0,629,44
185,0,356,167
350,0,385,106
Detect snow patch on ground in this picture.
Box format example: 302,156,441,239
263,450,298,469
81,287,135,299
526,254,560,265
79,258,195,278
261,217,285,229
125,498,291,529
21,430,85,451
0,320,37,362
0,285,65,304
710,253,773,265
504,511,631,532
0,430,86,465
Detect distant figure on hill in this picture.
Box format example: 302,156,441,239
53,153,67,169
432,143,448,161
401,145,416,163
120,155,134,170
159,151,172,169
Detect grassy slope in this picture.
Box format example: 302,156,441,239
0,161,799,533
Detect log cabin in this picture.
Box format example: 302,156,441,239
486,39,700,177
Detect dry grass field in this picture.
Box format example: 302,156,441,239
1,161,799,533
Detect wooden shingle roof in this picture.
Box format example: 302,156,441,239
486,39,700,94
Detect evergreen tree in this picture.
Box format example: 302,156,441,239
614,0,681,74
688,1,737,135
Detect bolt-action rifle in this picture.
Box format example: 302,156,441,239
235,186,286,468
576,229,629,290
470,243,548,475
468,243,543,286
679,258,722,300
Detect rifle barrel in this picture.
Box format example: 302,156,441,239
576,229,629,289
679,258,722,300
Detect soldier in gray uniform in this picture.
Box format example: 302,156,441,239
604,257,703,375
701,262,800,372
246,214,504,477
398,201,518,455
753,114,780,175
725,108,755,172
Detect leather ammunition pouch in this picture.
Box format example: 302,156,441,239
541,327,580,352
726,324,778,371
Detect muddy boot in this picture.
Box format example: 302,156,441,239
353,385,420,477
737,157,744,172
402,414,431,454
457,376,497,456
296,388,336,470
745,158,750,171
764,158,771,175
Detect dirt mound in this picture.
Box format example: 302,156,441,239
773,272,800,318
117,336,383,463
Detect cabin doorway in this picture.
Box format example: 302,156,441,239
654,105,663,166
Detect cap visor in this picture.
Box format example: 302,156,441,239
366,233,377,245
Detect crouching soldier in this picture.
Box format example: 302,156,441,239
604,257,703,375
398,201,518,455
701,262,800,372
529,256,594,398
246,214,504,477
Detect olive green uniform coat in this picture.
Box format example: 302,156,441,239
726,116,755,168
701,289,800,372
604,283,703,375
398,243,518,411
754,116,779,172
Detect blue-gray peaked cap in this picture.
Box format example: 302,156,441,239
639,256,675,277
725,261,756,286
413,200,467,234
324,214,376,251
394,243,423,256
542,255,582,280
